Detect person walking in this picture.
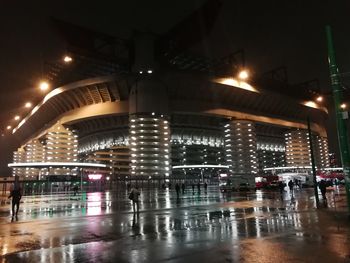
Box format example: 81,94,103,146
319,180,327,201
181,183,185,194
288,180,294,193
278,181,285,195
175,183,180,197
197,182,201,193
8,183,22,221
73,185,79,196
204,182,208,193
192,183,195,194
129,186,140,214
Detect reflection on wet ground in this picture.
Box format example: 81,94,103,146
0,186,349,262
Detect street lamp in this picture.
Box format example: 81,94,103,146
63,55,73,63
326,25,350,213
238,70,249,80
39,81,49,91
316,96,323,102
25,102,32,108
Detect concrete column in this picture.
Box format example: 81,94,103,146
284,129,330,169
129,114,170,179
129,76,170,180
314,136,330,168
284,129,311,167
224,120,257,187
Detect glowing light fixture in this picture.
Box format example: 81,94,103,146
14,116,20,121
6,125,11,130
25,102,32,108
172,164,229,169
316,96,323,102
8,162,106,168
214,77,258,93
303,101,318,109
340,103,347,109
39,81,49,91
63,55,73,63
238,70,249,80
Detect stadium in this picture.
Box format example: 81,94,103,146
6,6,330,189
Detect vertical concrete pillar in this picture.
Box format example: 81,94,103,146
314,136,330,168
224,120,257,187
129,76,170,180
284,129,330,169
284,129,311,167
129,114,170,179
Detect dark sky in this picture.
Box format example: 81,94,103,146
0,0,349,171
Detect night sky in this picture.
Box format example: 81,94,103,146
0,0,349,173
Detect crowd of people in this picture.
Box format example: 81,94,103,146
278,178,330,204
5,177,334,220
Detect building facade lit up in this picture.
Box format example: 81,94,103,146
9,72,330,187
8,14,331,186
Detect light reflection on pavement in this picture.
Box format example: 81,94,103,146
0,186,349,262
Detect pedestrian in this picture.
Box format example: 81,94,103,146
175,183,180,197
204,182,208,193
278,181,285,195
8,183,22,221
297,179,302,189
197,182,201,193
192,183,195,194
288,180,294,192
129,186,140,214
181,183,185,194
319,180,327,200
73,185,78,196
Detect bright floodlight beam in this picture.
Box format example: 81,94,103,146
63,55,73,63
25,102,32,108
238,70,249,80
39,81,49,91
316,96,323,102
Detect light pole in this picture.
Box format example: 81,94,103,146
325,25,350,213
307,117,320,208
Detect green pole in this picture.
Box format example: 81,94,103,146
307,117,320,208
325,25,350,213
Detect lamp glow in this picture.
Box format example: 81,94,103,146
63,55,73,63
238,70,249,80
316,96,323,102
25,102,32,108
39,81,49,91
14,116,20,121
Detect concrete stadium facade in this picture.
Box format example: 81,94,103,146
10,71,330,186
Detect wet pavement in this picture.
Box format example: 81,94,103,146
0,186,350,262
